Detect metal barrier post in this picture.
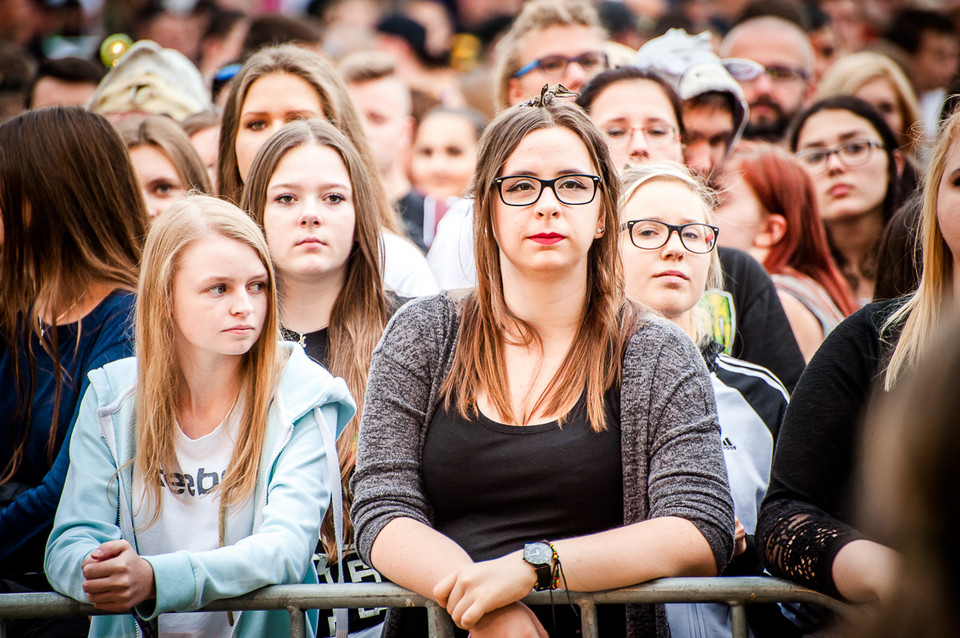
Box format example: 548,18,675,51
425,602,455,638
730,603,748,638
287,606,305,638
578,599,599,638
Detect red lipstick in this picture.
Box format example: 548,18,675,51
529,232,564,245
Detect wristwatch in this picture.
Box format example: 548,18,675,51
523,541,554,591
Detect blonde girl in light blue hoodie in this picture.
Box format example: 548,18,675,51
45,195,355,638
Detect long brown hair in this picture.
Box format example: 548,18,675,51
134,195,282,526
729,145,858,316
217,44,401,235
241,119,387,559
0,106,145,483
442,96,639,431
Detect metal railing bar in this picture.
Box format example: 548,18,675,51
517,577,854,618
0,577,858,636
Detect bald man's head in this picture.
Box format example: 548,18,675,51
721,17,815,141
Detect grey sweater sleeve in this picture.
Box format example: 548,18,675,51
622,318,736,573
351,294,455,565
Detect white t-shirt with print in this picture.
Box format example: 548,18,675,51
134,408,254,638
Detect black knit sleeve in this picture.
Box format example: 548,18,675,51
756,300,901,598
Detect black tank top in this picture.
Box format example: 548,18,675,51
399,391,627,638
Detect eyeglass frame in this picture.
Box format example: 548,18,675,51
722,58,810,83
512,51,610,79
619,219,720,254
795,138,885,174
601,123,680,148
492,174,603,207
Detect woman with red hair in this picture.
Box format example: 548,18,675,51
716,143,857,361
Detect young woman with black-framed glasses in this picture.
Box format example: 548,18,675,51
351,91,734,638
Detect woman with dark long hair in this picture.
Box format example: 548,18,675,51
0,107,145,631
788,96,910,305
757,109,960,633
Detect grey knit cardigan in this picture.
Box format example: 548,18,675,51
351,293,735,637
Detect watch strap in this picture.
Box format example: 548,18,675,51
532,561,553,591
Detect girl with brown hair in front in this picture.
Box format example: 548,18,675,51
351,91,734,637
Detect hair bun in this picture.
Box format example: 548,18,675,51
522,84,580,108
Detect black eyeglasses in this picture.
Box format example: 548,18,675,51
795,139,884,173
620,219,719,253
493,174,602,206
512,51,609,79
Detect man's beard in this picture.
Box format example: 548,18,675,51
743,96,791,142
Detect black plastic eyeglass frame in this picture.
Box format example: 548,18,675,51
493,174,602,206
619,219,720,254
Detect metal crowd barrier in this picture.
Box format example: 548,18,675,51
0,577,856,638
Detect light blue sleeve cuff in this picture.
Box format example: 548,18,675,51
141,551,197,617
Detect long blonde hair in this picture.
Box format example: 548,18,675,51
216,44,401,235
241,119,387,559
882,111,960,390
134,195,281,526
442,96,639,431
618,163,722,348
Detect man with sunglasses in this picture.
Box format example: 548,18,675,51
720,16,816,142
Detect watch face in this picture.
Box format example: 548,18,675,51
523,542,552,565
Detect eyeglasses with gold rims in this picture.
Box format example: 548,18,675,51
795,139,885,174
493,174,602,207
620,219,720,254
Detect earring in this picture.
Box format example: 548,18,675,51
597,227,605,234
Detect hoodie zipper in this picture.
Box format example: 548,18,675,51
97,429,125,541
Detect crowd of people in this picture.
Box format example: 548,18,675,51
3,0,960,637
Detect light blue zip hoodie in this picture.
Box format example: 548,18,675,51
45,342,356,638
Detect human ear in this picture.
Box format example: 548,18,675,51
754,213,787,248
893,148,905,177
507,79,524,107
595,208,607,239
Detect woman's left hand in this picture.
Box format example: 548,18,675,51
434,552,536,630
